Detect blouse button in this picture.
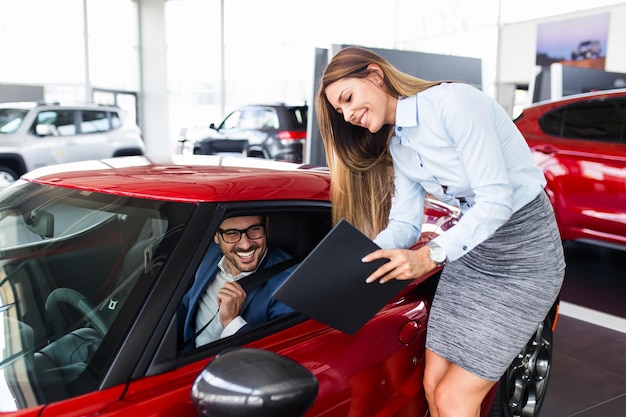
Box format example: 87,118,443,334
462,245,468,251
397,127,402,131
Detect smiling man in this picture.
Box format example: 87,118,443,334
178,215,296,349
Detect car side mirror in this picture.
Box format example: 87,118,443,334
191,348,318,417
209,123,217,130
35,124,56,136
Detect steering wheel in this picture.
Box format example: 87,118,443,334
45,288,109,337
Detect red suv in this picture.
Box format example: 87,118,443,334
0,156,557,417
515,89,626,248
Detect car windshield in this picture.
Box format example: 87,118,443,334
0,180,194,411
0,108,29,134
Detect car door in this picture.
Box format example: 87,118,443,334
72,109,116,160
71,288,431,417
27,109,81,169
80,204,431,417
533,98,626,245
219,108,272,146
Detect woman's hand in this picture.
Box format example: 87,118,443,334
363,246,436,284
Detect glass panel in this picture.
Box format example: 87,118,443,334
539,107,565,136
80,110,110,133
36,110,76,136
111,111,122,129
221,111,240,130
258,109,278,129
0,181,194,410
561,99,626,142
0,109,29,134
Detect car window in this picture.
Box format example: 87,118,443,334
35,110,77,136
111,111,121,129
0,181,195,410
288,107,308,128
237,109,277,130
0,108,29,134
220,111,241,130
257,109,278,129
80,110,110,133
540,98,626,142
177,209,331,356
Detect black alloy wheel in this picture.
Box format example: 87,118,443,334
490,315,554,417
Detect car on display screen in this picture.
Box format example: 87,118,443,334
571,39,602,60
0,101,145,186
0,155,558,417
514,88,626,249
191,103,308,162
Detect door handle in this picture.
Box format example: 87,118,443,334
533,144,559,154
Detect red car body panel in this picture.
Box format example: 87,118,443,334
50,303,431,417
514,89,626,247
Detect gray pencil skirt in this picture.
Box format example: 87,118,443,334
425,191,566,381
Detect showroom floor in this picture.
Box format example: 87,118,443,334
540,241,626,417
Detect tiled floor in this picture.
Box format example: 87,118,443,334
542,316,626,417
540,242,626,417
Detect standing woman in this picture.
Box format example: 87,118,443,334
315,46,565,417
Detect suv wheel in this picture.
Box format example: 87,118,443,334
489,315,554,417
0,166,19,185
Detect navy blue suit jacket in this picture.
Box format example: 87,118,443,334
178,244,296,348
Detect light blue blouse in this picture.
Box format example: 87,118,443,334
373,82,546,261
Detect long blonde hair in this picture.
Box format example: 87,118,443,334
315,46,443,238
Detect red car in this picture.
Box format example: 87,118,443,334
0,156,557,417
514,89,626,248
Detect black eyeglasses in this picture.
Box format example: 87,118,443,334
218,224,266,244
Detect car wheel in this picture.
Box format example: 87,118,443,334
489,315,553,417
0,166,18,185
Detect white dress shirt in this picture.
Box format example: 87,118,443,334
374,83,546,261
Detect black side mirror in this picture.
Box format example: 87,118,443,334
191,348,318,417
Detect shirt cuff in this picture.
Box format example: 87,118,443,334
220,316,247,338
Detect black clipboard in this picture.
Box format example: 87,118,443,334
273,219,411,334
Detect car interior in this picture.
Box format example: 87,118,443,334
266,211,332,258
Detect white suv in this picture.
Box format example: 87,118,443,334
0,101,145,184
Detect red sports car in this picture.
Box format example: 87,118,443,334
0,156,557,417
514,89,626,249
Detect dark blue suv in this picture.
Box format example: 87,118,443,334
192,103,308,162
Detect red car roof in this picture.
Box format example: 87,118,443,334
21,155,331,203
521,88,626,112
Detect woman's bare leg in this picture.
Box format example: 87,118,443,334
424,349,451,417
424,349,497,417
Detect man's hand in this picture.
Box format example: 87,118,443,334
363,246,436,284
217,281,246,328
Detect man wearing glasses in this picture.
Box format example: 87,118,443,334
178,215,295,349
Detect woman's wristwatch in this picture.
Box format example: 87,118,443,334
427,242,447,267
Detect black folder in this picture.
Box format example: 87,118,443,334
273,219,411,334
